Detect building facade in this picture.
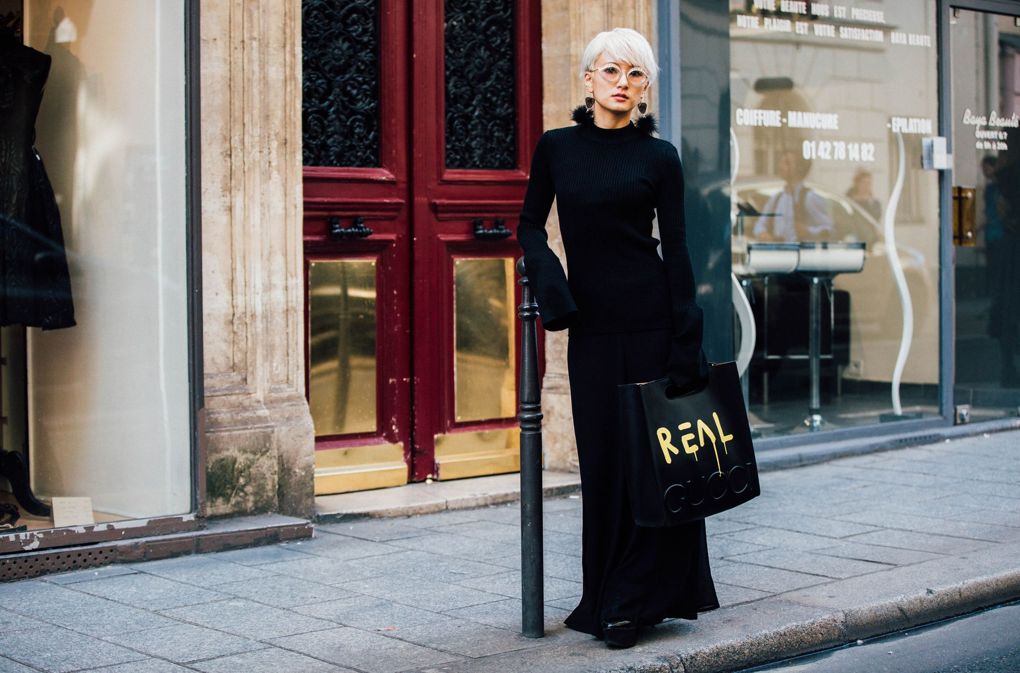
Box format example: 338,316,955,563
1,0,1019,569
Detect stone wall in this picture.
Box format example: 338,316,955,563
538,1,656,472
199,0,315,517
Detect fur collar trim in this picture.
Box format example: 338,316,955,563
570,104,658,136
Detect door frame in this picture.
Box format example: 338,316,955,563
938,0,1020,425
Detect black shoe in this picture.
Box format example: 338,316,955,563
603,620,638,649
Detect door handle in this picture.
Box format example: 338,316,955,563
328,216,373,240
952,186,976,247
472,218,512,240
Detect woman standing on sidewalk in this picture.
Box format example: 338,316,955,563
516,28,718,648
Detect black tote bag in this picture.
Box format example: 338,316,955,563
617,361,760,527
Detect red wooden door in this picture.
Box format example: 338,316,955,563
410,0,543,481
303,0,542,493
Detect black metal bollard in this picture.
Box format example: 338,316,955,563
516,257,545,638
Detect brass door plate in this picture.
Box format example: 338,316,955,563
314,443,408,495
434,428,521,481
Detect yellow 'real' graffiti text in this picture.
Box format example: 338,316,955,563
656,412,736,472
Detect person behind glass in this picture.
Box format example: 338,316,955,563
987,134,1020,387
752,149,834,242
516,28,718,649
846,168,881,222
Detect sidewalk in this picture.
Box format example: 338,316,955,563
2,431,1019,673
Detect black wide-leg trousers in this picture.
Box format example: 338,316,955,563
564,328,719,638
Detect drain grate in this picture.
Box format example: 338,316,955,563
0,546,116,582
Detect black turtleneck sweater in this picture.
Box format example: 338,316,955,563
516,109,708,387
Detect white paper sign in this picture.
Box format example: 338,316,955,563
51,497,96,528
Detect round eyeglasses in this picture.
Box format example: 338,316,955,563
589,63,648,87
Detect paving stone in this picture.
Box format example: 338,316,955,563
0,609,46,634
540,551,582,581
2,581,181,636
132,555,273,587
845,529,995,554
709,559,831,594
542,497,583,512
216,574,353,608
411,509,486,528
940,478,1020,499
456,570,583,601
543,595,582,612
726,548,889,579
317,519,432,542
542,533,583,557
708,536,772,560
162,598,336,640
385,532,520,566
833,509,1019,542
269,626,461,673
811,540,944,566
191,648,356,673
713,527,835,551
289,535,400,561
0,657,40,673
44,565,139,585
257,555,384,585
445,597,572,632
3,624,145,673
103,623,264,664
212,544,316,566
69,573,227,612
344,549,507,585
722,510,880,538
704,517,757,536
432,520,521,544
384,614,541,657
932,492,1020,513
87,660,195,672
294,594,447,631
338,573,504,611
712,582,772,606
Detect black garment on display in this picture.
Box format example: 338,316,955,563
517,106,718,638
0,35,76,330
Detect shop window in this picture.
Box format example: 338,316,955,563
728,0,940,434
1,1,191,534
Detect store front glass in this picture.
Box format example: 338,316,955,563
728,0,942,436
1,1,191,538
950,7,1020,421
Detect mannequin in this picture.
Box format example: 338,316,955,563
1,23,75,519
1,24,75,330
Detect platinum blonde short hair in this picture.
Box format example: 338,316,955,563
579,28,659,85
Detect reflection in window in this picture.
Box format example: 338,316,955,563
729,0,941,434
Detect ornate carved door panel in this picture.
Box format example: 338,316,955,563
302,0,542,493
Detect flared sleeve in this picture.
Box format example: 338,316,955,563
656,143,710,391
516,132,578,331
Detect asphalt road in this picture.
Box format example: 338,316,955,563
742,602,1020,673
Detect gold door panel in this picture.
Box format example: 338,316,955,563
309,259,407,493
434,428,520,480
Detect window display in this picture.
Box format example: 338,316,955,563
729,0,941,434
0,0,190,535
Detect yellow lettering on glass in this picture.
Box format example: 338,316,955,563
678,422,698,460
657,428,679,465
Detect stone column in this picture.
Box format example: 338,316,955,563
539,1,656,472
199,0,315,517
